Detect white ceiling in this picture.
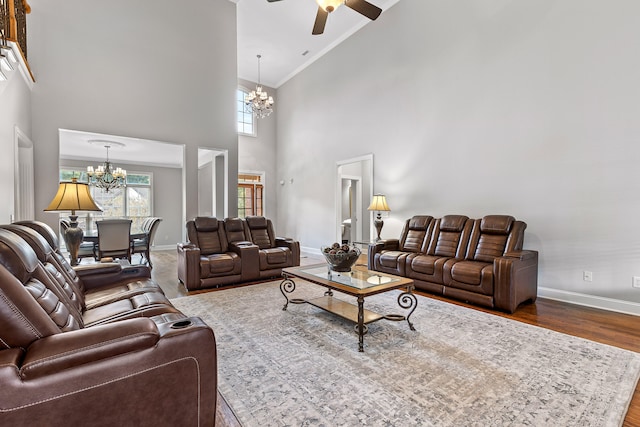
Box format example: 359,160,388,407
237,0,401,88
59,129,184,169
59,0,400,168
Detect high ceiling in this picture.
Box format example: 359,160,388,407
60,0,401,167
236,0,401,88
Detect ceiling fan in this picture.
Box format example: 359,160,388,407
266,0,382,35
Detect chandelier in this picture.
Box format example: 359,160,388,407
86,144,127,192
244,54,274,119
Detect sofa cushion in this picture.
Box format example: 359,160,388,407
380,251,403,269
447,260,494,296
259,247,291,269
409,254,437,275
200,253,240,277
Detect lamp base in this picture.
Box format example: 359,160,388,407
65,215,84,266
374,217,384,241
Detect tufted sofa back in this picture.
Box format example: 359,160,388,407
426,215,472,258
399,216,433,252
466,215,525,262
187,217,229,255
0,229,82,345
225,217,250,244
244,216,276,249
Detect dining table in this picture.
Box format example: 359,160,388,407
82,229,147,245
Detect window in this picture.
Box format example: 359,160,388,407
238,173,263,218
237,88,255,136
58,168,152,231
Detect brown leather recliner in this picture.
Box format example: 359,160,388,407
243,216,300,279
369,214,538,313
370,215,433,277
178,217,245,291
177,216,301,291
0,227,217,426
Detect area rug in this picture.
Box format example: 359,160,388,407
171,281,640,426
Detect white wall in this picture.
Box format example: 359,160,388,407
27,0,238,235
238,78,278,222
0,58,32,224
276,0,640,313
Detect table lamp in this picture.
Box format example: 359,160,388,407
368,194,390,241
44,178,102,266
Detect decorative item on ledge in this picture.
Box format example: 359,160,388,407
368,194,390,241
87,143,127,193
244,54,274,119
44,178,103,266
322,243,361,272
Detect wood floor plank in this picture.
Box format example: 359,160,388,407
149,250,640,426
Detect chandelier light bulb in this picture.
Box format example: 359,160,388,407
316,0,344,13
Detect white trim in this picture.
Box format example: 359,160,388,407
237,87,257,137
538,287,640,317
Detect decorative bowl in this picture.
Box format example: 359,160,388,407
321,243,361,272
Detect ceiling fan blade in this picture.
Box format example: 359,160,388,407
345,0,382,20
312,7,329,35
266,0,284,2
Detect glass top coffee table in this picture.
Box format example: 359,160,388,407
280,264,417,352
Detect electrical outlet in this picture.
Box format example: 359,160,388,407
583,271,593,282
633,277,640,288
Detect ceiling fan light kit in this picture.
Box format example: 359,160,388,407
267,0,382,35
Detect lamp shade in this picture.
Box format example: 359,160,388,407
367,194,390,212
44,178,103,214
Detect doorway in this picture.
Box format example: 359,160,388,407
14,127,35,221
335,154,373,244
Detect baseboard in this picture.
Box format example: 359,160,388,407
538,287,640,317
150,244,176,251
301,246,322,257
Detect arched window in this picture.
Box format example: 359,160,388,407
237,88,256,136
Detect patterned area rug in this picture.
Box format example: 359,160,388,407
171,281,640,426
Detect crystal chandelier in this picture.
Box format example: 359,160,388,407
86,144,127,192
244,54,274,119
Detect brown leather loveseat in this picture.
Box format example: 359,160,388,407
369,214,538,313
0,221,217,426
177,216,300,291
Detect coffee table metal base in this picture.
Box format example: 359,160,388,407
280,277,417,352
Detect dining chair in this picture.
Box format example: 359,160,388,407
95,219,132,262
131,217,162,267
60,219,97,261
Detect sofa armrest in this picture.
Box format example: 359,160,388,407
276,237,300,266
177,242,201,290
20,318,159,380
493,250,539,313
229,242,260,281
367,239,400,270
0,317,218,426
76,263,152,291
504,250,537,261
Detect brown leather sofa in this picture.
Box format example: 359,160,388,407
0,222,217,426
369,214,538,313
177,216,300,291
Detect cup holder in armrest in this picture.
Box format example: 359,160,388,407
170,320,193,329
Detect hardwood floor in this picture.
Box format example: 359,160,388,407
148,250,640,426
